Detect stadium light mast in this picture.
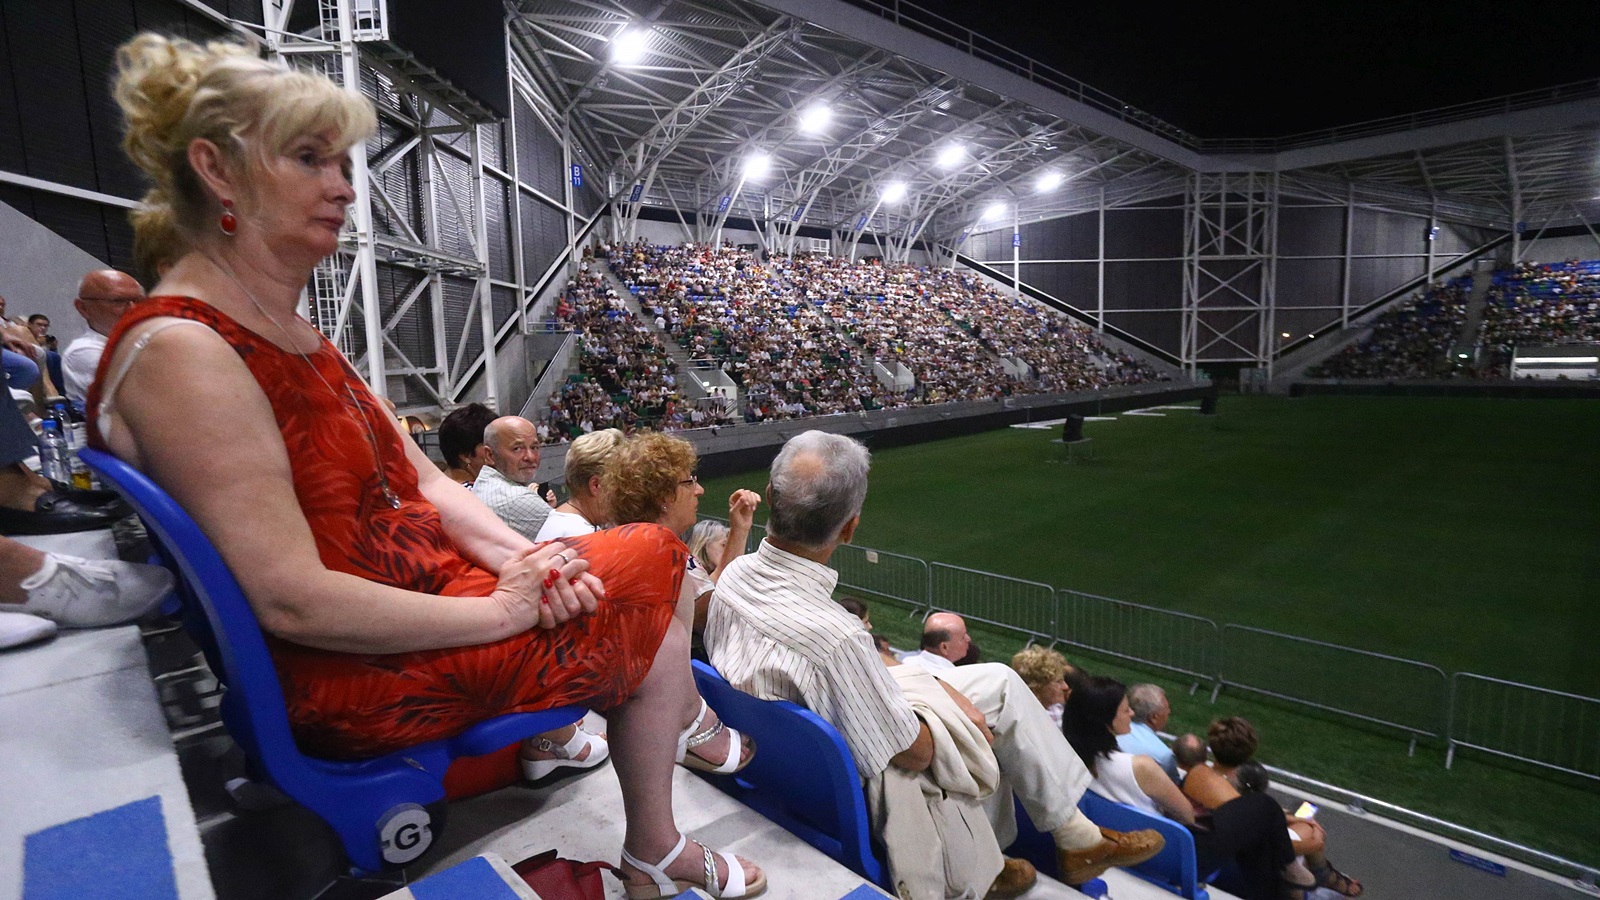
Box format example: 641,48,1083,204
713,151,773,246
611,28,649,66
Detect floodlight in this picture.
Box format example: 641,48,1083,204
936,144,965,169
1036,170,1064,192
1280,332,1291,339
612,29,649,65
743,152,772,180
982,201,1007,222
798,103,832,134
882,182,907,203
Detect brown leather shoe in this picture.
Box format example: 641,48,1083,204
1057,826,1165,885
985,857,1037,899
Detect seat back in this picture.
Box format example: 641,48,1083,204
1079,789,1210,900
82,448,582,873
690,660,886,888
80,448,314,784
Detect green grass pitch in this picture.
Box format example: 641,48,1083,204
698,395,1600,867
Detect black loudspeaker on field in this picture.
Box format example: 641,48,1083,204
1062,414,1085,442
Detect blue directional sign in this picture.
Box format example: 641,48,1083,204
856,213,869,230
629,184,643,203
718,195,732,213
570,164,583,187
791,208,803,222
1012,233,1021,248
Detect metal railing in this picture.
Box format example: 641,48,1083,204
1219,626,1449,751
929,563,1055,641
693,516,1598,781
832,544,930,613
1056,589,1219,685
1448,674,1600,782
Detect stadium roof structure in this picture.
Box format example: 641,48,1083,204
509,0,1600,251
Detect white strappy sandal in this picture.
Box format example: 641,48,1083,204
676,698,754,774
620,834,766,899
519,725,610,781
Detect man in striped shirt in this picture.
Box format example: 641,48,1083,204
705,430,1164,887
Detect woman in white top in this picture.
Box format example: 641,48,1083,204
1064,675,1302,900
535,428,623,541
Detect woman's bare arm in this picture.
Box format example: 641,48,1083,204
1133,754,1195,825
102,320,592,653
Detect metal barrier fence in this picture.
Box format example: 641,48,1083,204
832,544,930,613
1448,674,1600,781
929,563,1055,641
694,516,1599,775
1219,625,1449,749
1056,589,1219,685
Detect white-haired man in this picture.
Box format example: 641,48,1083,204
472,415,552,540
1121,683,1180,782
705,430,1163,891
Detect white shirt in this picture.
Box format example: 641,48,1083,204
705,540,921,778
901,649,956,672
472,465,552,541
535,508,600,542
62,330,107,407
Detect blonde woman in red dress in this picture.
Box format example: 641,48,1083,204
97,34,763,898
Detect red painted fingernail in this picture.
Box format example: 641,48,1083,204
569,578,579,586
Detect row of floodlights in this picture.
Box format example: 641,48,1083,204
613,28,1066,214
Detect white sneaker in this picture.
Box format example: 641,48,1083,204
0,610,56,649
17,552,174,627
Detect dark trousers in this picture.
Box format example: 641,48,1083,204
1191,792,1296,900
0,396,36,468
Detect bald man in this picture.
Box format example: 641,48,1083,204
904,611,971,670
472,415,553,540
63,270,145,409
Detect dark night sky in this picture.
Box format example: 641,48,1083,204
905,0,1600,138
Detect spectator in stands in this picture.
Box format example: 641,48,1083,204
1190,718,1364,898
474,415,554,540
105,35,762,897
0,293,57,398
437,402,497,487
706,430,1164,889
1120,683,1181,781
0,388,172,648
1172,733,1207,773
903,610,970,670
1065,677,1301,900
536,427,622,541
602,431,760,632
1010,645,1074,728
63,272,146,414
685,520,731,578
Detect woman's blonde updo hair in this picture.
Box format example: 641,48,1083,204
113,33,377,276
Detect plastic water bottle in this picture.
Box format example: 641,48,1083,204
47,401,92,490
38,419,70,487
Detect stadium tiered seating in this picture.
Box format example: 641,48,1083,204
544,272,693,438
1309,277,1471,379
1481,259,1600,374
604,241,1163,421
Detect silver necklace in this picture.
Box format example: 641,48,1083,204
205,255,404,509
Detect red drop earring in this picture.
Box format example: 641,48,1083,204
219,199,238,236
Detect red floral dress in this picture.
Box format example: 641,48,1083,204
88,297,679,759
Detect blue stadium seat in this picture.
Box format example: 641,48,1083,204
689,660,889,889
1079,789,1213,900
81,448,585,875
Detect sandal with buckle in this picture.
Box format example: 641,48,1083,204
520,724,610,781
676,698,754,774
620,834,766,899
1312,860,1364,897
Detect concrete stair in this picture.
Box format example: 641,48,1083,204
598,267,709,402
1450,272,1493,361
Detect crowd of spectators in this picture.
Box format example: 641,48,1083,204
542,271,709,441
1480,260,1600,373
1308,276,1470,379
601,240,1163,421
